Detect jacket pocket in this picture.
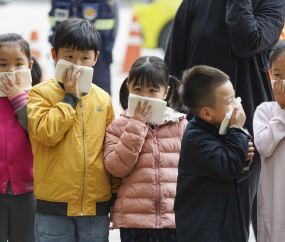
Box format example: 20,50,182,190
219,198,231,240
42,155,60,183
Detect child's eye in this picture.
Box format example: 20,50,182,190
150,89,158,93
0,63,6,67
83,57,89,60
16,63,23,66
66,56,73,59
134,88,141,92
275,74,281,77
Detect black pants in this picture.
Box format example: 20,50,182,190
0,192,36,242
120,228,177,242
92,58,111,96
237,155,261,240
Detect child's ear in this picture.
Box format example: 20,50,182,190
163,86,170,100
200,107,213,121
92,52,100,67
51,48,59,63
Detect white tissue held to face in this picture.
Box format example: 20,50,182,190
219,97,242,135
271,79,285,85
127,93,167,125
0,69,32,97
55,59,94,93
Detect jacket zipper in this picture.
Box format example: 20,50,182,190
80,98,86,216
153,129,160,228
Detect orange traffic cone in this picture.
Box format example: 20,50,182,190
29,31,45,82
122,15,142,73
30,31,41,59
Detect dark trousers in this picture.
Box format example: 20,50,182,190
0,192,36,242
92,58,111,96
237,155,261,240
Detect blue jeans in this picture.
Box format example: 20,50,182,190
34,213,109,242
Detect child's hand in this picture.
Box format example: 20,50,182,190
0,72,25,100
247,140,255,161
62,65,82,98
109,206,114,230
133,101,152,123
273,78,285,110
230,103,246,127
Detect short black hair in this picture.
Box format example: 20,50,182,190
269,40,285,68
179,65,229,116
53,17,100,55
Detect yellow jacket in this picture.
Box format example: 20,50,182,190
27,79,120,216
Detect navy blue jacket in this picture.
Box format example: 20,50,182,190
175,116,252,242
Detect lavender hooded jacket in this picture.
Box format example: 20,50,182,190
253,102,285,242
104,108,187,229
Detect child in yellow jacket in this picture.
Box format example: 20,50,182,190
27,18,120,242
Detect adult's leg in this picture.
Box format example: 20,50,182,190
252,192,258,239
8,192,36,242
92,59,111,95
75,215,109,242
0,194,9,242
237,155,261,240
34,213,76,242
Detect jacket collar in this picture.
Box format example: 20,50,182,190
192,116,224,141
163,107,187,123
57,82,88,97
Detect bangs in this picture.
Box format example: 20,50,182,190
129,62,167,89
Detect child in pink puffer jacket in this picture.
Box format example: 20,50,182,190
104,56,188,242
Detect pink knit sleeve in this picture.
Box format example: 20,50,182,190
10,93,27,110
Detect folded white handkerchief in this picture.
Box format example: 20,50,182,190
55,59,93,93
219,97,242,135
0,69,32,97
271,79,285,85
127,93,167,125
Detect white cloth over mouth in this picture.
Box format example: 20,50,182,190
0,69,32,97
219,97,242,135
127,93,167,125
55,59,93,94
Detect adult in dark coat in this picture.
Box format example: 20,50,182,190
175,116,251,242
165,0,285,239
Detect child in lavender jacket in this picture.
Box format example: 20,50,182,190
253,40,285,242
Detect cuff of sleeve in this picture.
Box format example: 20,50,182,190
61,93,79,110
10,93,27,110
126,118,148,137
110,193,117,207
243,159,254,173
227,126,248,137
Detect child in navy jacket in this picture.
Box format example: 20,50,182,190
175,66,254,242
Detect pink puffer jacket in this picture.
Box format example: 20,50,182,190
104,108,187,229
